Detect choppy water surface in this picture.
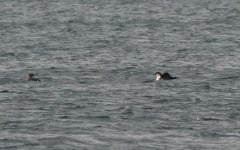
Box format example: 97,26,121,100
0,0,240,149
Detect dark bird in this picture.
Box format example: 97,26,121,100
28,73,40,81
155,72,177,80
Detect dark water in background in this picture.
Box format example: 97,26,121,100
0,0,240,149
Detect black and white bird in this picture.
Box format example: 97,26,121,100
155,72,177,80
28,73,40,81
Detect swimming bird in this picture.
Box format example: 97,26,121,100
28,73,40,81
155,72,177,80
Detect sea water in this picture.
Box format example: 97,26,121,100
0,0,240,149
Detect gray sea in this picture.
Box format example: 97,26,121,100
0,0,240,149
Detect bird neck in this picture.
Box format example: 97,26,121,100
156,74,161,80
